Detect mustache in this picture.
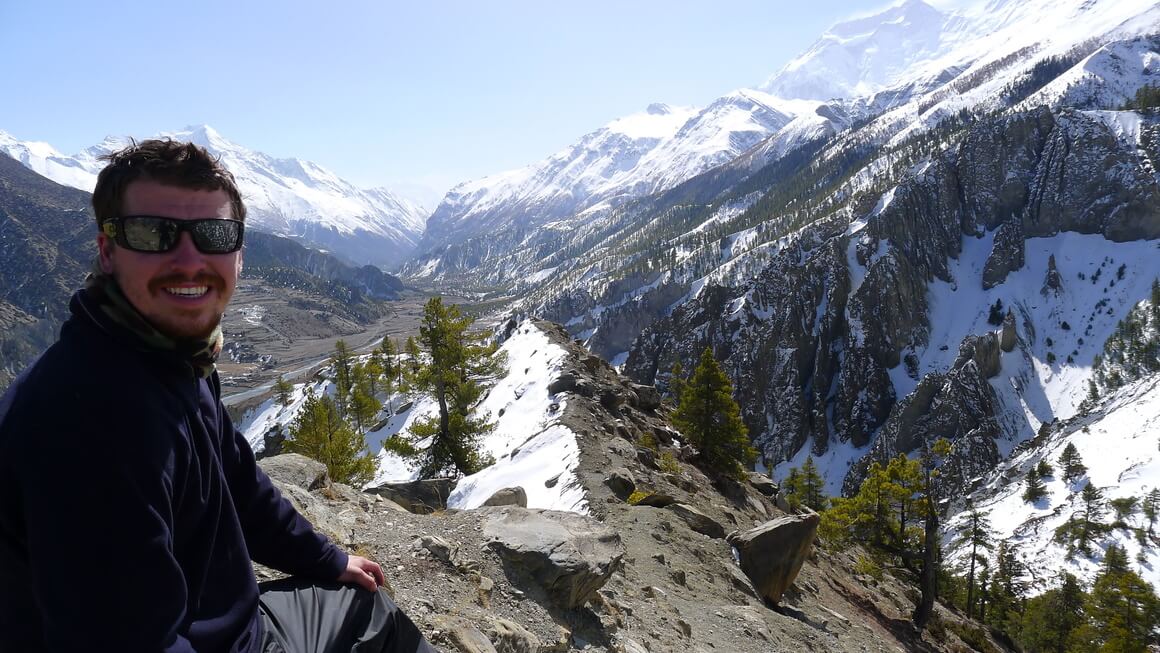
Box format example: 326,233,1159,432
148,272,225,293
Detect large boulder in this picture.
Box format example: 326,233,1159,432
258,453,329,491
482,507,624,609
366,478,455,514
728,513,820,606
604,468,636,500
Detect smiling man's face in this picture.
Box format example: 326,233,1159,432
97,179,242,340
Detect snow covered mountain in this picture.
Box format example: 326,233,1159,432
760,0,953,101
407,0,1159,285
409,94,833,280
0,126,427,270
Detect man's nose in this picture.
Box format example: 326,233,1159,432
167,232,207,271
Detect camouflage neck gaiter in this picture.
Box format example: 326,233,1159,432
83,271,223,379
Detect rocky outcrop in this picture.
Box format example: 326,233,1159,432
982,219,1025,289
845,336,1001,494
481,506,624,609
728,513,820,606
1042,253,1063,296
1024,110,1160,242
1000,309,1018,352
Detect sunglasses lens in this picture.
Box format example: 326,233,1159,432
120,217,176,252
116,217,243,254
191,220,243,253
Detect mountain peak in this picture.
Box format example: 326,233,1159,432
759,0,950,100
646,103,673,116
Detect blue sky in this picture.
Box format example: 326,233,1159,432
1,0,897,203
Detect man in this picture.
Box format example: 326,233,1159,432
0,139,436,652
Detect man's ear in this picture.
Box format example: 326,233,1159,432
97,232,115,274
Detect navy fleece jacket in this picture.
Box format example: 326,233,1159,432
0,290,348,652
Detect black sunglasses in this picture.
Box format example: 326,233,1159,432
102,216,245,254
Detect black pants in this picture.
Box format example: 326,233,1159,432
257,578,438,653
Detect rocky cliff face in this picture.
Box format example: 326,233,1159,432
626,105,1160,491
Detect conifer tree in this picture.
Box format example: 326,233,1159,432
348,363,382,436
988,541,1027,636
1079,544,1160,652
331,339,355,412
798,455,827,511
1110,496,1139,530
964,508,994,620
671,348,757,479
1023,466,1049,503
405,297,505,478
1036,458,1054,479
668,361,686,403
1059,442,1087,483
404,336,422,376
782,457,827,512
284,390,376,487
913,439,951,629
273,374,294,407
1144,488,1160,535
1079,482,1107,554
1019,571,1085,653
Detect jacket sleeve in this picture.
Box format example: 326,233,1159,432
217,402,348,580
18,406,197,652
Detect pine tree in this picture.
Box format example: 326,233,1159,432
1023,466,1049,503
1110,497,1139,530
1078,482,1108,555
964,508,995,620
1019,571,1086,653
988,541,1028,636
404,336,422,376
405,297,505,478
1144,488,1160,535
1059,442,1087,483
671,348,757,479
331,339,355,411
273,374,294,407
1080,544,1160,652
668,361,686,403
782,467,804,511
913,439,951,629
782,457,827,511
348,363,382,436
798,455,827,511
284,390,377,487
1036,458,1054,479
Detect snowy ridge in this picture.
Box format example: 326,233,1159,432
414,93,805,264
0,126,427,269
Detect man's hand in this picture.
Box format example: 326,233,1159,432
337,555,385,592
